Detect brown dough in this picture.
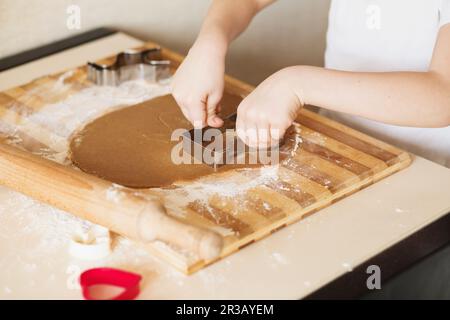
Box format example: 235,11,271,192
70,93,244,188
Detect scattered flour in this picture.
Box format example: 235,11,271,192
162,165,281,218
181,165,279,198
0,72,191,281
305,131,326,146
270,252,289,265
0,189,91,253
2,71,172,164
0,187,164,285
289,123,303,156
105,183,127,204
0,67,310,289
26,79,170,140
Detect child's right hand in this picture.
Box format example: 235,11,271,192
171,40,226,128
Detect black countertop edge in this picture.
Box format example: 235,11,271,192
0,27,117,72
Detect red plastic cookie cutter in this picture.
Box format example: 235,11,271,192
80,267,142,300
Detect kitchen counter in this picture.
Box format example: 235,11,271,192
0,29,449,299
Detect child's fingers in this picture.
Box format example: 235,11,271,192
269,125,282,141
269,120,289,144
237,107,262,148
236,114,247,145
206,93,224,128
245,121,258,148
267,124,280,147
207,115,223,127
257,122,271,149
189,102,207,128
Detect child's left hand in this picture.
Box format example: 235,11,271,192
236,68,304,148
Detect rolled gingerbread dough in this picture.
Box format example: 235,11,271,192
69,93,244,188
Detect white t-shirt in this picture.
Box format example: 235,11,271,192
322,0,450,167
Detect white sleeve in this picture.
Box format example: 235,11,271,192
440,0,450,27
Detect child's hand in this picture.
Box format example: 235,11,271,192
236,68,304,148
171,40,226,128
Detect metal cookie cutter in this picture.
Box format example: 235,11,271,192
183,113,243,169
87,47,171,86
183,113,288,169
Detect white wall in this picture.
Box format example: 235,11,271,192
0,0,330,84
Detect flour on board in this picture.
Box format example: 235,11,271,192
0,70,307,281
2,71,172,163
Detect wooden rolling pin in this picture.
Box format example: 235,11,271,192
0,142,223,260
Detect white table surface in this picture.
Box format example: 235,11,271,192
0,32,449,299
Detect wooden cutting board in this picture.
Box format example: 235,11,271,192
0,41,412,274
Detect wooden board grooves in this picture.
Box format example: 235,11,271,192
265,180,316,208
0,93,35,116
270,223,288,234
281,157,344,192
0,93,15,107
300,139,372,178
188,201,253,237
298,115,398,164
238,239,255,250
243,196,285,220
